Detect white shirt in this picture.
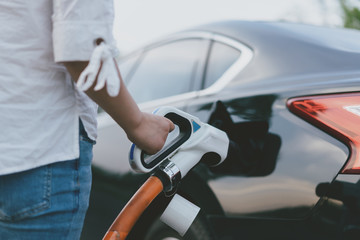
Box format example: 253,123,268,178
0,0,116,175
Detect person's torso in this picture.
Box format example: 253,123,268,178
0,0,97,175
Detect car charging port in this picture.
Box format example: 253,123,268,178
206,101,281,176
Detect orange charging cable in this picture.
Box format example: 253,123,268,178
102,175,164,240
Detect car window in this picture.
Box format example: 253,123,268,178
126,39,208,103
204,41,241,89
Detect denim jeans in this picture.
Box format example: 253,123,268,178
0,123,95,240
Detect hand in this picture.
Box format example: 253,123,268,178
127,112,175,155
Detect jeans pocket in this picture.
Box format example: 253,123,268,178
79,135,96,145
0,165,51,222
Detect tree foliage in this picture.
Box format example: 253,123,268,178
341,0,360,29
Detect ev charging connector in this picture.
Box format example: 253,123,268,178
127,106,229,237
129,106,229,176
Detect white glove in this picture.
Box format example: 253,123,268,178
77,42,121,97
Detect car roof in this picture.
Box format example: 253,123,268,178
188,20,360,86
191,20,360,52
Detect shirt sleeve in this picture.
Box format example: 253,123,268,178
52,0,116,62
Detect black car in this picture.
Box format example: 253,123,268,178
81,20,360,240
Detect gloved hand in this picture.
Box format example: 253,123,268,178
77,42,121,97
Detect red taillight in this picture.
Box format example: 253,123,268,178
287,93,360,174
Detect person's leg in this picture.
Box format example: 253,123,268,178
0,131,94,240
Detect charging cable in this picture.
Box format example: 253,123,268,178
103,176,164,240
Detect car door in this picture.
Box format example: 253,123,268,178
85,33,255,240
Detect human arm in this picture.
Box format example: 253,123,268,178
51,0,174,154
64,60,174,155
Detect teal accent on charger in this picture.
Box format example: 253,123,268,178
192,120,201,133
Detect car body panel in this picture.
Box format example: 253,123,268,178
185,89,349,217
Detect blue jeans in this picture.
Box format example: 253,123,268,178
0,124,94,240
